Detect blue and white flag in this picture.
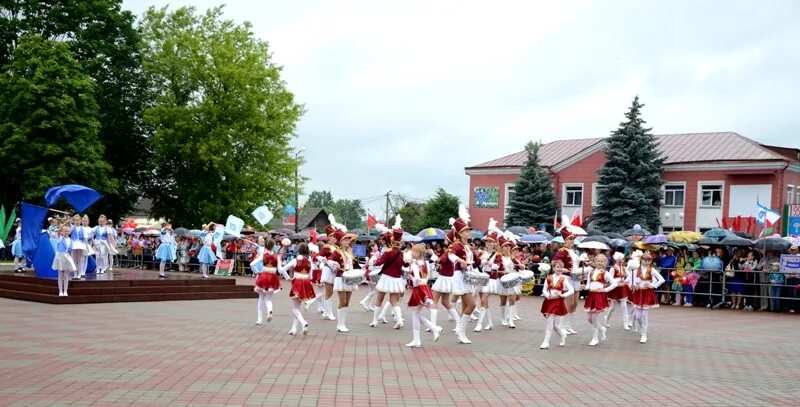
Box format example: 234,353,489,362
251,206,274,226
225,215,244,238
756,203,781,226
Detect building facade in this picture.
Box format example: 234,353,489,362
465,132,800,233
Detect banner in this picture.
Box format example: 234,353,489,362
785,204,800,237
214,258,234,276
779,254,800,274
283,203,296,226
251,206,274,226
473,186,499,208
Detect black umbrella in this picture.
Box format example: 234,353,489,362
606,232,625,240
753,237,791,251
733,231,753,239
623,225,651,237
288,232,308,240
698,237,722,246
586,229,606,237
356,234,376,242
506,226,529,236
581,235,611,244
719,236,753,247
535,231,554,241
174,227,189,236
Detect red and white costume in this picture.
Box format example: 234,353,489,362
373,247,407,294
431,249,456,294
368,219,409,329
630,263,664,344
404,259,442,347
280,254,316,336
541,273,574,317
584,268,618,312
604,253,631,330
448,205,478,344
254,252,284,293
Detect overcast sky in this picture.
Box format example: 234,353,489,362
124,0,800,210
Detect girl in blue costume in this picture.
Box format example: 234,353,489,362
53,224,77,296
11,218,24,273
197,223,218,279
155,222,176,279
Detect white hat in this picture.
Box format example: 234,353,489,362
612,252,625,261
538,263,551,273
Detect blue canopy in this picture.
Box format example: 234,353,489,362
45,184,101,213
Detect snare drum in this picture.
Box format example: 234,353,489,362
368,268,382,285
463,271,490,286
500,272,522,289
518,270,534,283
343,270,365,286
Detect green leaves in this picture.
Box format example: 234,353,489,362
417,188,460,230
140,5,304,227
506,141,557,228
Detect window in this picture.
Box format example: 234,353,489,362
700,184,723,207
564,184,583,206
591,183,605,208
504,183,515,217
789,185,795,204
662,184,685,207
662,226,682,232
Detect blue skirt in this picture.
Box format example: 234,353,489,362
197,247,217,265
11,240,23,258
155,243,176,262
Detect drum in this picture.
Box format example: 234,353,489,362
343,270,365,285
463,271,490,286
500,272,522,289
368,269,382,285
518,270,534,283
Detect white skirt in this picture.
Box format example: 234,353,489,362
72,240,87,251
481,279,500,295
376,275,406,294
431,275,454,294
451,270,471,296
321,266,336,285
333,276,357,292
52,252,77,272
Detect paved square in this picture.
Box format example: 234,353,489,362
1,277,798,406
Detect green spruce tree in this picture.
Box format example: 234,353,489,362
506,141,557,227
594,96,664,232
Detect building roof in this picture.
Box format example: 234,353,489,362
466,132,791,170
267,207,328,230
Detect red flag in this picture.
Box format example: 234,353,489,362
553,211,561,230
732,215,742,231
571,209,581,227
721,216,729,229
367,211,376,228
747,217,756,235
309,228,318,244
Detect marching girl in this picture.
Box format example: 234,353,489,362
53,224,77,296
328,219,358,332
405,243,443,347
429,229,461,332
306,242,322,312
474,219,500,333
625,250,643,330
279,242,315,335
93,215,114,274
317,218,339,321
630,253,665,343
70,215,90,280
539,251,575,349
359,241,381,311
11,218,24,273
584,254,618,346
511,246,525,321
197,223,218,279
448,205,479,344
604,252,631,329
155,222,176,279
559,227,582,335
369,217,409,329
254,239,289,325
370,228,395,324
496,232,520,329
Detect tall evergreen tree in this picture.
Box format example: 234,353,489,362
506,141,557,227
594,96,664,232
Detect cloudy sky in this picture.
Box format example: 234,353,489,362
124,0,800,210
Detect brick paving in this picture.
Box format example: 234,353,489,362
1,274,798,406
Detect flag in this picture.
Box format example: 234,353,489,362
367,210,376,229
251,206,274,226
553,211,561,230
721,217,729,229
745,216,755,235
732,216,742,231
756,202,781,226
309,228,318,244
224,215,244,238
571,209,582,227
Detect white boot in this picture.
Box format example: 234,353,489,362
473,307,487,332
540,329,552,349
566,314,578,334
448,308,460,332
392,306,404,329
589,328,599,346
640,324,648,343
370,306,381,327
288,318,299,335
603,312,610,328
484,308,494,330
457,314,472,344
406,329,421,348
337,308,349,332
559,327,567,347
427,309,438,332
378,302,391,324
327,299,336,321
513,304,521,321
600,325,607,340
507,307,516,329
501,306,508,326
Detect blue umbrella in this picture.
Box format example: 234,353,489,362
520,234,548,244
402,232,422,242
642,234,668,244
417,227,445,241
535,231,554,240
470,230,484,240
506,226,529,236
702,228,737,241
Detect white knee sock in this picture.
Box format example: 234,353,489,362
607,301,617,320
265,292,274,316
641,310,649,336
621,301,629,325
292,301,307,326
411,308,421,331
201,264,208,278
393,306,403,323
447,307,460,324
257,293,266,323
486,307,494,326
430,309,438,327
378,301,391,319
159,261,166,275
58,271,65,294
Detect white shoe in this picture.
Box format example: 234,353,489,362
484,323,493,330
379,316,388,324
458,335,472,344
473,324,483,333
567,327,578,335
559,331,567,347
600,326,607,340
393,320,404,329
624,323,631,331
302,323,309,335
640,335,647,344
288,330,297,336
540,341,550,349
337,326,350,333
369,320,378,328
589,337,599,346
501,319,508,326
360,302,371,311
432,326,442,342
256,320,263,326
405,341,421,348
266,312,273,323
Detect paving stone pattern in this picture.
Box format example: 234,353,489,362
1,276,798,406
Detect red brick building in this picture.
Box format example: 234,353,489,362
465,132,800,233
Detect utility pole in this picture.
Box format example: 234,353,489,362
385,190,392,225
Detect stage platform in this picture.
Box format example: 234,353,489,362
0,269,257,304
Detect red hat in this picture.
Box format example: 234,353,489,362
391,215,404,244
450,205,471,234
484,231,498,242
552,248,573,270
332,229,346,242
497,235,509,247
560,227,575,240
324,224,336,236
484,218,499,242
445,229,456,244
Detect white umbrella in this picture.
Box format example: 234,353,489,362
578,241,610,251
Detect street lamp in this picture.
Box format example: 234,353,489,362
664,212,671,232
294,147,306,233
678,212,684,231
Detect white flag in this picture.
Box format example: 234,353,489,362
251,206,274,226
225,215,245,238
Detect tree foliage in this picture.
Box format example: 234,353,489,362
417,188,460,230
305,190,334,210
140,5,304,226
0,0,148,219
594,96,665,232
329,199,365,230
0,35,115,204
505,141,557,228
